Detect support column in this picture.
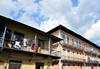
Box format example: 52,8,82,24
59,41,61,69
59,29,61,38
34,33,37,53
49,37,50,55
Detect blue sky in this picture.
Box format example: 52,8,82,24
0,0,100,47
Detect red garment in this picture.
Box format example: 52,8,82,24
31,46,33,50
91,67,93,69
31,42,33,46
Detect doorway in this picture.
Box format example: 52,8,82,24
36,62,44,69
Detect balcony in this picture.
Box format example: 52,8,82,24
84,49,98,55
61,40,84,51
52,42,59,46
51,49,60,57
61,55,85,63
3,37,61,59
85,59,98,64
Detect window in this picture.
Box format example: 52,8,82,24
87,46,89,51
67,36,70,44
72,38,74,46
79,41,81,48
38,39,45,48
73,64,75,66
77,52,79,54
9,60,22,69
72,51,75,53
67,50,70,52
84,44,86,51
91,47,93,52
67,64,70,66
63,48,66,51
93,48,95,53
77,64,79,66
76,40,78,47
62,34,65,39
62,34,66,43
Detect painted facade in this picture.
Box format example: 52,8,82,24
0,16,61,69
48,25,100,69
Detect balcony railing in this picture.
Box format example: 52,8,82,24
61,40,84,51
85,59,98,64
51,49,60,57
3,38,60,57
61,55,85,62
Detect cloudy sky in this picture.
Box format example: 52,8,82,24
1,0,100,46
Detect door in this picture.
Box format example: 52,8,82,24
86,65,87,69
36,62,44,69
66,49,68,59
85,54,87,62
89,65,91,69
9,60,22,69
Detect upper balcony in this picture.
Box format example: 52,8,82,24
60,40,84,51
84,48,98,55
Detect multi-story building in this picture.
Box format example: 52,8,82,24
47,25,100,69
0,15,62,69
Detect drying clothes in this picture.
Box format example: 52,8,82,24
1,33,3,37
6,42,12,48
26,39,31,45
11,34,16,41
5,31,11,39
23,38,27,46
38,47,40,53
14,41,20,49
20,41,23,45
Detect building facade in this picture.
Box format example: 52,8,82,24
47,25,100,69
0,16,61,69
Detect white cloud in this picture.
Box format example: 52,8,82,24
0,0,39,28
1,0,100,45
38,0,100,45
85,20,100,43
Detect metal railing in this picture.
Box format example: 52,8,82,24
61,55,85,62
61,40,84,51
51,49,60,57
85,59,98,64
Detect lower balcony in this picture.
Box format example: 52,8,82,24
61,55,85,63
85,60,98,64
